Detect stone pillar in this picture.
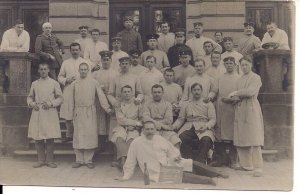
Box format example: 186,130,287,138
0,52,38,153
254,49,293,158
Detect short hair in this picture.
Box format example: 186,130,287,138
161,21,170,26
38,63,49,69
14,19,23,26
266,21,277,26
143,120,156,128
151,84,164,92
203,41,213,47
121,85,133,92
69,42,81,50
214,31,223,36
211,51,221,58
239,56,253,64
146,55,157,63
194,58,206,66
79,62,89,69
163,68,175,75
191,83,203,91
42,22,52,29
90,29,100,34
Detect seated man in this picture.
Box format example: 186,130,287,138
110,85,143,169
143,84,181,149
173,83,216,164
118,121,228,184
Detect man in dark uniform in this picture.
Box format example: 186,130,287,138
116,16,143,53
35,22,64,79
167,28,193,68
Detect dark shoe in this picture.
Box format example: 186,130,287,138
72,163,82,168
32,162,46,168
86,163,95,169
61,137,72,143
46,162,57,168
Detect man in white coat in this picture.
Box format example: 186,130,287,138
69,63,112,169
58,42,91,142
27,63,63,168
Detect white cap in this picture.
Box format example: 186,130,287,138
42,22,52,29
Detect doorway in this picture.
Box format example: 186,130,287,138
109,0,186,50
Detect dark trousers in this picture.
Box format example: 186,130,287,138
179,127,213,163
213,141,237,166
115,137,133,160
35,139,55,163
182,160,226,185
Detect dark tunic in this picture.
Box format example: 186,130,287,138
35,33,64,69
167,44,194,68
116,29,143,53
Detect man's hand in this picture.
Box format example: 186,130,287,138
32,103,40,111
92,65,101,72
42,102,51,110
136,121,143,127
174,156,181,162
228,91,238,98
133,98,142,105
106,108,114,115
48,54,56,61
66,76,76,84
203,97,211,103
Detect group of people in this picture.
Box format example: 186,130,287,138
0,16,290,185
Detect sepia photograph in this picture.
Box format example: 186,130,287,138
0,0,295,192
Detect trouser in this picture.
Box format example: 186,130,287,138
65,120,73,138
213,141,237,166
98,135,108,151
74,149,95,164
35,139,55,163
115,137,133,160
182,160,226,185
236,146,263,171
179,127,213,163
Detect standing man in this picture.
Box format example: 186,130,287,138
186,22,222,59
221,37,243,74
261,21,290,50
75,25,92,57
199,41,214,70
58,42,91,142
139,55,164,101
93,51,118,150
157,21,175,53
84,28,108,66
107,56,144,107
173,49,196,88
237,22,262,57
128,49,147,75
141,34,170,71
27,63,63,168
160,68,182,118
214,31,225,54
143,84,181,149
206,51,226,80
181,58,215,102
69,63,112,169
117,16,143,53
209,57,240,167
167,28,193,68
111,37,128,71
0,19,30,52
173,83,216,164
110,85,143,170
35,22,64,79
